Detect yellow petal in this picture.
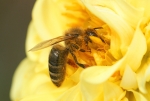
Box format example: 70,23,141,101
119,20,147,73
20,94,56,101
144,20,150,52
142,82,150,100
32,0,65,39
79,62,121,101
69,67,83,83
32,0,89,39
25,22,50,64
126,0,150,19
129,90,148,101
104,81,125,101
84,0,144,28
10,58,37,100
145,65,150,82
56,85,82,101
120,65,137,90
137,62,150,93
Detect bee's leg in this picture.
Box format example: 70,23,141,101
69,50,85,68
79,48,91,52
85,27,105,43
71,43,90,53
93,27,103,30
94,27,106,43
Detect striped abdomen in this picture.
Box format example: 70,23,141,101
49,45,69,87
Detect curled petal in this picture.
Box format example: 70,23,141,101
103,81,125,101
126,0,150,19
142,82,150,100
119,20,147,73
79,62,121,101
145,65,150,82
32,0,65,39
144,20,150,52
137,63,150,93
56,85,82,101
69,67,83,83
81,0,135,59
84,0,144,28
129,90,148,101
120,65,138,90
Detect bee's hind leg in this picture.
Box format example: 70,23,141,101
69,50,86,68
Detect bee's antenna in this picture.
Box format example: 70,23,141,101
93,27,103,30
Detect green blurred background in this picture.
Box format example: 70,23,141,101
0,0,35,100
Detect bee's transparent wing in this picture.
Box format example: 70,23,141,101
29,35,73,51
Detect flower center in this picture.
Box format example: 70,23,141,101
89,24,115,66
61,2,115,67
66,24,114,68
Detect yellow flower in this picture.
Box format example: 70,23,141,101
10,0,150,101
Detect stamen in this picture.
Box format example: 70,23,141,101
61,1,89,27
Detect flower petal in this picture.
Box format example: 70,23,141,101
25,22,50,64
119,20,147,73
10,58,37,100
129,90,148,101
104,81,125,101
32,0,89,40
142,82,150,100
81,0,135,59
79,62,121,101
69,67,83,83
56,85,82,101
32,0,65,39
126,0,150,19
20,94,56,101
137,63,150,93
84,0,144,28
120,65,138,90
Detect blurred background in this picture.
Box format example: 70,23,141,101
0,0,36,100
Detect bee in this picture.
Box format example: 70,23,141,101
29,27,101,87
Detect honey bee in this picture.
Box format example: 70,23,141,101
30,27,101,87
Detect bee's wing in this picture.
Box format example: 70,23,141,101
29,35,73,51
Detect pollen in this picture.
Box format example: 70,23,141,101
66,24,115,68
87,25,116,66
